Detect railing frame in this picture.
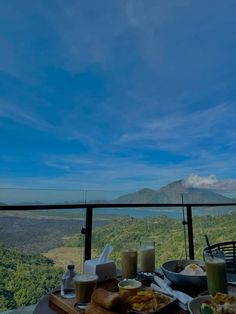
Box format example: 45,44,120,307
1,202,236,261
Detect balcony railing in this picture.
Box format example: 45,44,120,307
2,202,236,261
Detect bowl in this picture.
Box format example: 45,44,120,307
188,295,212,314
118,279,142,297
161,259,207,288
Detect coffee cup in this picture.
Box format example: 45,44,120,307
73,273,98,304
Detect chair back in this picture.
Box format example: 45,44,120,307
203,241,236,273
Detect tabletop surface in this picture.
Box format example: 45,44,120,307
34,294,187,314
33,275,236,314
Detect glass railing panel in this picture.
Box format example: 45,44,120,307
192,204,236,260
0,209,84,311
90,205,187,272
0,189,87,313
1,187,236,313
0,187,86,204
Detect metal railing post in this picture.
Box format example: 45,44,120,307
186,205,194,259
84,205,93,261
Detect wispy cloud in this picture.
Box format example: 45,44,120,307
0,98,96,145
0,99,56,132
117,103,236,154
0,0,236,196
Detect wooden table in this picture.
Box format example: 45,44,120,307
33,277,236,314
34,277,188,314
34,293,186,314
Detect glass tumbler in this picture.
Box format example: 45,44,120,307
204,250,228,295
121,243,137,279
140,240,155,275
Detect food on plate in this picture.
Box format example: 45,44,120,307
174,261,206,275
127,288,170,313
200,300,214,314
91,288,122,309
179,263,206,276
200,293,236,314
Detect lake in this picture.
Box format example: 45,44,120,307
56,205,236,220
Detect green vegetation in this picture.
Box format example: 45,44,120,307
1,212,236,311
65,213,236,267
0,215,109,253
0,245,63,312
65,216,186,267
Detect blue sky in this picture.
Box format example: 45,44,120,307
1,0,236,198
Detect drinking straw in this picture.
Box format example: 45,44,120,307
204,234,213,257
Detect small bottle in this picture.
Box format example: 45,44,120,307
61,263,76,298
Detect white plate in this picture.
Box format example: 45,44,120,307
188,295,212,314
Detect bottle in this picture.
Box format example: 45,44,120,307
61,263,76,298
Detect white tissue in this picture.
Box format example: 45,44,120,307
98,244,113,263
153,275,193,310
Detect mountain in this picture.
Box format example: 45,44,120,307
112,179,234,204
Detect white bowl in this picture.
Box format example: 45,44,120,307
188,295,212,314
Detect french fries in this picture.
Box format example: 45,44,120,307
128,289,170,313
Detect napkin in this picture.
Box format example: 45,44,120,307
152,275,193,310
98,244,113,263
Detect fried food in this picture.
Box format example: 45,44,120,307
213,292,236,313
128,288,170,313
200,293,236,314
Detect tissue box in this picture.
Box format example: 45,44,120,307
84,259,116,282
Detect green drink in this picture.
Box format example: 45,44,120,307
204,251,228,295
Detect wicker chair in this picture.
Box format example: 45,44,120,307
203,241,236,273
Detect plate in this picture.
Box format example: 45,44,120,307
128,290,177,314
188,295,212,314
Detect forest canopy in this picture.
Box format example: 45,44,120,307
0,245,62,312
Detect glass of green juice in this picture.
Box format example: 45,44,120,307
204,250,228,295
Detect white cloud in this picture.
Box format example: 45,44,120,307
1,0,236,197
183,174,217,188
183,174,236,192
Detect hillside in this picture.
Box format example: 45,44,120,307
66,211,236,266
0,245,62,312
1,210,236,311
0,216,110,253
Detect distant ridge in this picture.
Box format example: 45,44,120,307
112,179,234,204
3,179,236,205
